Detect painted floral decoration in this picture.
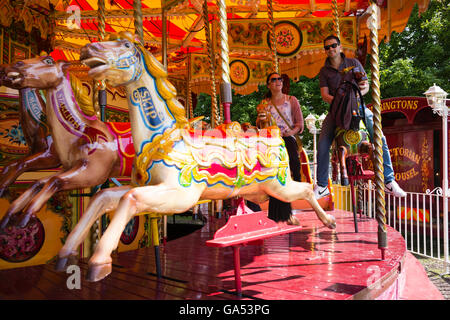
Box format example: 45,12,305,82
0,217,45,263
276,28,295,48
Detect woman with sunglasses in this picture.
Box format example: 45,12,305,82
256,72,304,225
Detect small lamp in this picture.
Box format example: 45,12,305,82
305,113,317,132
424,84,448,113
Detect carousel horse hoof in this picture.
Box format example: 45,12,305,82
0,216,10,230
18,214,32,228
86,262,112,282
341,176,349,186
287,215,300,226
55,254,78,272
326,215,337,229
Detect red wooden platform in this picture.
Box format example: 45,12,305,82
0,209,443,300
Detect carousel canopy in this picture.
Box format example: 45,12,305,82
0,0,431,94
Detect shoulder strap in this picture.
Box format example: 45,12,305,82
271,95,294,130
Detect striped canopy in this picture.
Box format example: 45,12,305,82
39,0,430,93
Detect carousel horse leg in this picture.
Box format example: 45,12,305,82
264,180,336,229
0,176,52,229
55,185,132,271
18,157,116,228
87,184,204,282
0,150,60,197
339,146,349,186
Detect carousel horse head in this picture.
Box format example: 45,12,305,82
4,56,71,90
81,31,157,87
332,124,373,186
81,31,186,125
256,101,275,129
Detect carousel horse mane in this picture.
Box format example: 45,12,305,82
113,32,188,127
69,73,95,117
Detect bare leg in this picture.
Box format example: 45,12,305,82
339,146,349,186
87,183,205,281
55,185,132,271
263,180,336,229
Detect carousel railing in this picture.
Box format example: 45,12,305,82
332,182,450,269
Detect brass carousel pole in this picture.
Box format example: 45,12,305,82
203,0,223,217
368,1,387,260
91,0,108,253
161,5,168,246
202,0,219,128
217,0,232,124
332,0,340,39
97,0,107,122
267,0,278,73
133,0,162,277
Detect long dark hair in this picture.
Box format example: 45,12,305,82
265,72,281,99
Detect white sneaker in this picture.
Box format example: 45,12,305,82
385,181,406,197
314,185,330,199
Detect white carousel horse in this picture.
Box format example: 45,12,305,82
57,32,336,282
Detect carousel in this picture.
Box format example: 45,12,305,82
0,0,445,300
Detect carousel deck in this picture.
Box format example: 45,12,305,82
0,209,443,300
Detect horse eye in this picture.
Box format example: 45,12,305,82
124,42,131,48
43,58,54,65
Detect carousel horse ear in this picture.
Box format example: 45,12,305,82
59,60,72,73
39,51,48,57
108,33,119,41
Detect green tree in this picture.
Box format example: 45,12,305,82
378,0,449,98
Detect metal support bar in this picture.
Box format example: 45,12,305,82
350,182,359,233
232,246,242,296
150,216,161,278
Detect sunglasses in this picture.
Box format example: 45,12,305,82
269,77,283,83
324,43,339,50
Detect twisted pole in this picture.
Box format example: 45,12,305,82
267,0,278,73
162,7,168,69
368,1,387,260
202,0,219,127
187,53,193,119
92,0,108,249
133,0,144,44
332,0,340,39
217,0,232,123
97,0,107,121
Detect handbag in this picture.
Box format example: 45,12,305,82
270,95,303,150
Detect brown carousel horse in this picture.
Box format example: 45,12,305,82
54,32,336,281
0,65,100,197
0,67,60,197
0,56,134,230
